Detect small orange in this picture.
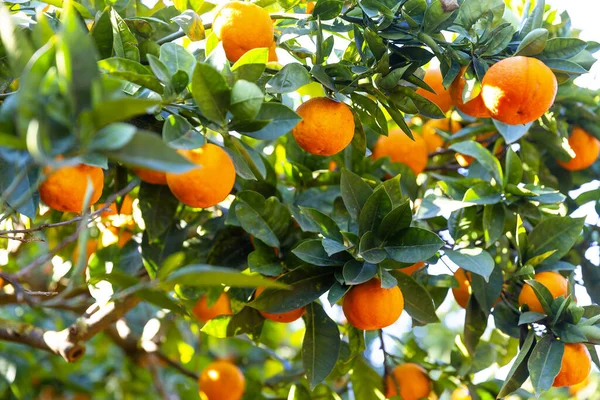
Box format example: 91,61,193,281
328,160,337,171
452,268,471,309
400,261,425,276
451,387,471,400
518,271,568,314
449,67,490,119
416,67,453,114
39,162,104,213
306,1,315,13
292,97,355,156
255,287,305,323
97,194,134,218
212,1,274,62
133,168,168,185
421,118,461,152
166,144,236,208
192,293,233,322
385,363,431,400
481,56,557,125
372,129,428,175
199,360,245,400
556,127,600,171
342,278,404,330
553,343,591,387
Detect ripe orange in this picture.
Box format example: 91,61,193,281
39,163,104,213
166,144,236,208
372,129,428,175
212,1,274,62
192,293,233,322
199,360,245,400
268,42,277,62
385,363,431,400
451,387,471,400
553,343,591,387
416,67,453,114
133,167,168,185
342,278,404,330
400,261,425,276
292,97,355,156
72,239,98,263
556,127,600,171
421,118,461,152
306,1,315,13
449,67,490,118
255,287,305,323
518,271,568,314
481,56,557,125
97,194,134,218
452,268,471,309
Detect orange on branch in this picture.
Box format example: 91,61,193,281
166,144,236,208
39,162,104,213
556,127,600,171
421,118,461,152
385,363,431,400
452,268,471,309
306,1,315,13
292,97,355,156
192,293,233,322
342,278,403,330
133,167,168,185
199,360,245,400
400,261,425,276
372,129,428,174
212,1,274,62
481,56,557,125
449,67,490,119
268,41,278,62
255,287,305,323
553,343,591,387
416,67,453,114
518,271,568,314
451,387,471,400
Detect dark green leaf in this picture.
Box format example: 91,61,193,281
340,169,374,222
292,239,346,266
192,62,231,124
528,335,564,394
303,303,341,389
526,216,585,265
384,228,444,263
391,270,439,324
445,248,495,281
267,63,312,94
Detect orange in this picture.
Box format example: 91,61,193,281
416,67,453,114
557,127,600,171
192,293,233,322
451,387,471,400
568,376,590,395
39,162,104,213
212,1,274,62
449,67,490,118
166,144,236,208
553,343,591,387
97,194,134,218
306,1,315,13
133,167,168,185
292,97,355,156
106,226,133,248
342,278,403,330
452,268,471,309
72,239,98,263
385,363,431,400
268,42,277,62
372,129,428,174
199,360,245,400
328,160,337,171
421,118,461,152
481,56,557,125
518,271,568,314
255,287,305,323
400,261,425,276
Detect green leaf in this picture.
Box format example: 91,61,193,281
0,6,35,75
449,141,503,184
201,307,263,338
231,48,268,82
343,260,377,285
90,7,113,59
543,59,588,75
248,266,336,313
444,248,495,281
483,203,504,247
423,0,457,34
313,0,344,20
358,187,392,237
162,114,205,150
519,311,547,325
481,23,515,56
358,232,387,264
302,303,341,389
236,199,280,248
459,0,504,30
384,227,444,263
350,357,385,399
471,264,503,314
89,123,136,151
163,265,286,288
171,10,206,42
300,207,344,243
515,28,548,56
98,57,164,93
492,119,533,144
523,280,554,315
107,130,194,173
504,148,523,186
391,270,439,324
526,216,585,265
543,37,587,59
463,183,502,205
464,295,487,354
498,329,536,397
139,182,180,240
267,63,312,94
518,0,545,39
192,63,231,124
236,103,301,140
229,80,264,120
340,169,373,222
292,240,346,266
110,8,139,61
159,42,196,79
92,98,160,129
528,335,564,394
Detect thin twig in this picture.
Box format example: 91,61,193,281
154,352,200,381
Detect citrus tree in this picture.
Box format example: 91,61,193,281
0,0,599,398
